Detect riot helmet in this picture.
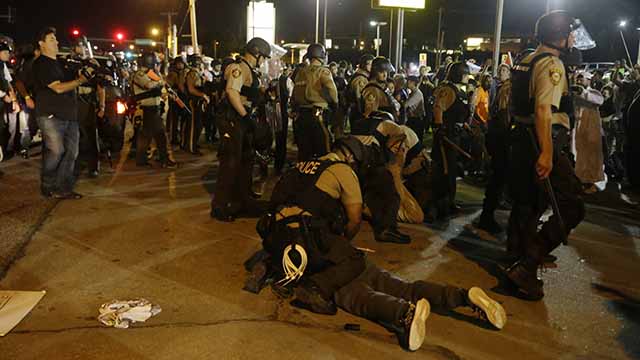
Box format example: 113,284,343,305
446,62,470,84
535,11,595,53
139,52,159,69
370,57,394,81
359,54,375,72
305,43,327,64
332,136,369,174
187,54,203,67
368,111,395,123
246,37,272,60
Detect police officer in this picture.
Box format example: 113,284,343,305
68,41,104,178
251,136,506,351
329,61,348,138
504,11,587,300
183,55,210,154
98,60,126,165
211,37,271,222
132,52,177,168
430,62,471,222
477,64,512,235
166,56,187,145
359,57,397,133
275,65,293,173
292,43,338,161
346,54,374,132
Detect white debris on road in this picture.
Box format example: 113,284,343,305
98,299,161,329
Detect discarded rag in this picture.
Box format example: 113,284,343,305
98,299,161,329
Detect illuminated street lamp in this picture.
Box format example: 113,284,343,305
618,20,634,66
129,44,135,50
370,20,388,57
637,27,640,65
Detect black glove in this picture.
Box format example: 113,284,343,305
242,113,256,133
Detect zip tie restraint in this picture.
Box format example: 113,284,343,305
277,244,308,287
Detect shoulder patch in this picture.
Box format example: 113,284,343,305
232,68,241,79
366,92,377,103
549,68,563,86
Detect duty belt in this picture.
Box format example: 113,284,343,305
512,115,535,125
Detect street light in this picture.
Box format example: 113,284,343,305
618,20,634,66
151,28,160,36
370,20,388,57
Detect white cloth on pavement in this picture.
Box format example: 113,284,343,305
98,299,161,329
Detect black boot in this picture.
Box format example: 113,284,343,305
477,212,503,234
505,260,544,301
375,228,411,244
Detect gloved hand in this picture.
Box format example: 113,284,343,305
242,113,256,133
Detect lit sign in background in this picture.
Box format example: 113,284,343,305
374,0,426,9
247,1,276,44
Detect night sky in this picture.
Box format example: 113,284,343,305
2,0,640,62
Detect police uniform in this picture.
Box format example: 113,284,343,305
100,77,125,157
506,50,585,299
212,57,261,219
346,69,370,131
431,82,469,219
361,80,397,119
132,68,169,165
183,66,207,153
75,77,100,175
166,66,182,145
478,77,512,233
292,64,338,161
256,152,501,349
401,125,433,218
353,119,413,243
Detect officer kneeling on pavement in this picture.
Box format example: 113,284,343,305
503,11,589,300
246,136,507,351
132,52,177,168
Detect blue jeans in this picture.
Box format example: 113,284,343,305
38,116,79,194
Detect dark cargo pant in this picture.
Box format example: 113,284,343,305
212,105,255,216
364,166,401,234
335,263,467,325
481,113,510,217
507,124,585,264
136,106,169,165
295,108,331,162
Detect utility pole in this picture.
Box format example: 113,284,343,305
315,0,320,43
436,7,443,69
323,0,328,43
493,0,504,77
161,12,178,58
546,0,552,13
394,9,404,71
389,9,394,58
189,0,199,54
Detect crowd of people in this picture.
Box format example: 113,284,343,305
1,9,640,351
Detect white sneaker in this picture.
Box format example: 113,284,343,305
468,287,507,330
408,298,430,351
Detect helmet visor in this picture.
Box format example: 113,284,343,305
571,19,596,51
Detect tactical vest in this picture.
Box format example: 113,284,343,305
346,72,368,105
237,58,260,105
361,82,396,115
270,159,347,231
438,82,469,129
405,141,425,167
0,62,9,93
292,66,311,106
510,52,556,118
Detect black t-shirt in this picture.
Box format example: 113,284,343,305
33,55,78,121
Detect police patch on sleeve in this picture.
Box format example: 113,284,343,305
549,68,563,86
232,68,241,79
366,93,376,103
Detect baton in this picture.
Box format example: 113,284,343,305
526,128,568,245
443,136,473,160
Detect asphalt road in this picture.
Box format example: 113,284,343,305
0,145,639,360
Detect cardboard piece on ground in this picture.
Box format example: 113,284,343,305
0,290,46,336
